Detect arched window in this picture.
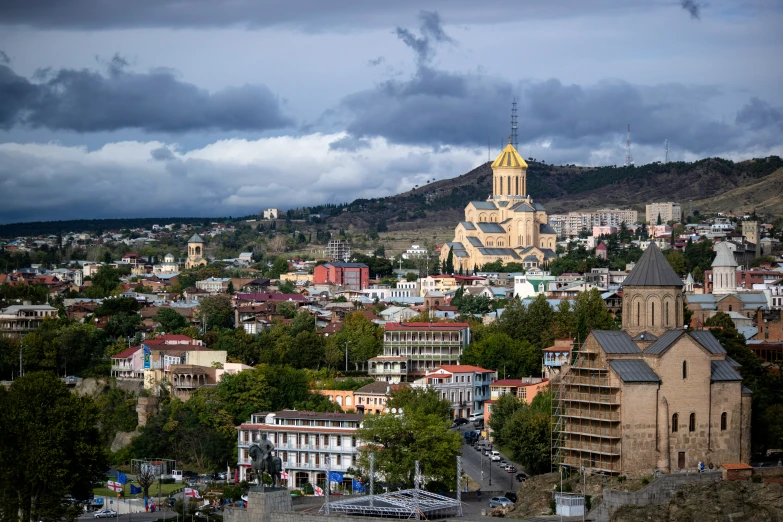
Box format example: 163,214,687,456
515,176,519,195
507,176,511,194
672,413,679,433
689,413,696,432
636,302,641,326
651,301,655,326
728,304,733,312
682,361,688,379
665,302,670,326
720,412,727,431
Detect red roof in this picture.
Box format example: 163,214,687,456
721,463,753,470
431,364,494,374
385,322,469,331
596,243,607,250
111,346,140,359
235,292,306,302
491,378,548,387
156,334,197,341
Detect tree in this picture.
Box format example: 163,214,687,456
692,266,704,283
104,250,113,264
502,391,552,474
387,387,452,421
354,390,460,488
94,296,141,316
572,289,617,342
277,280,296,294
154,307,189,333
136,465,156,503
226,281,235,295
444,250,454,274
665,250,687,275
199,294,234,330
268,257,290,278
103,312,141,339
657,213,662,225
405,272,418,282
333,312,382,369
0,372,107,522
460,332,541,378
85,265,122,298
487,393,524,447
456,294,492,316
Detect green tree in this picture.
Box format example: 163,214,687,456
460,332,540,378
444,250,454,274
278,280,296,294
199,294,234,330
103,312,141,339
502,391,552,474
692,266,704,283
387,387,452,421
664,250,687,275
456,294,492,316
354,390,460,488
276,302,297,319
216,367,272,424
284,331,325,369
93,297,141,316
487,393,524,447
405,272,418,282
0,372,107,521
85,265,122,298
333,312,382,369
657,213,662,225
226,281,235,294
154,307,189,332
268,257,290,279
572,289,617,342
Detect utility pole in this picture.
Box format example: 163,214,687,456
19,343,23,378
345,342,349,372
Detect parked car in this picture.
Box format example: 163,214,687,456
94,509,117,518
483,449,490,456
489,497,513,508
499,460,508,467
474,444,483,451
491,451,501,462
504,492,518,503
506,466,517,473
452,417,469,426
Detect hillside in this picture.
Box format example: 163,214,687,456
329,156,783,237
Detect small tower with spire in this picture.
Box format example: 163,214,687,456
185,233,207,269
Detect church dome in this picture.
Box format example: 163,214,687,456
712,242,738,268
491,142,528,169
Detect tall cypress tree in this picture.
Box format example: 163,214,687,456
445,249,454,274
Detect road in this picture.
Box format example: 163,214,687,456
456,425,519,493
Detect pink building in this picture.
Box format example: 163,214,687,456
593,226,617,237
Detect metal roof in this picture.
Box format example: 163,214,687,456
460,221,477,230
725,356,741,368
454,251,470,258
476,222,506,233
187,233,205,243
632,331,658,341
689,330,727,354
712,242,738,268
592,330,641,354
741,384,753,395
511,202,535,212
610,360,660,382
621,243,684,287
711,360,743,381
466,236,484,247
478,247,520,259
470,201,498,210
645,330,686,355
447,242,465,250
540,223,557,235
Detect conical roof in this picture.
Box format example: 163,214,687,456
712,242,737,268
491,140,528,169
622,243,683,287
187,233,205,243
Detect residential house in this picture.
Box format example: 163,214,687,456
195,277,232,294
0,304,58,337
423,365,496,419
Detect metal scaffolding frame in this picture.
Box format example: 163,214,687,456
552,341,621,475
319,489,461,519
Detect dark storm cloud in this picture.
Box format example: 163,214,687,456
150,147,175,161
0,60,292,133
0,51,9,65
736,98,783,132
395,11,453,65
680,0,703,19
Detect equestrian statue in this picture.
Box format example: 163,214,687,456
248,433,284,488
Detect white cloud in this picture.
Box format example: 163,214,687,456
0,133,485,223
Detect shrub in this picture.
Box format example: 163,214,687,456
641,477,650,486
160,477,175,485
290,490,304,496
585,494,592,511
549,498,556,514
618,476,627,483
752,474,762,483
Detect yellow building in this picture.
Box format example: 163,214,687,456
440,140,558,271
185,233,208,269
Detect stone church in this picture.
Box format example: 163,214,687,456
440,140,558,272
554,243,751,476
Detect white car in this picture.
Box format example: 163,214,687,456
490,451,501,461
489,496,513,508
94,509,117,518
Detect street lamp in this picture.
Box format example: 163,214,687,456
344,342,349,372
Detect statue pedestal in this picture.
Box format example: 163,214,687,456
224,490,292,522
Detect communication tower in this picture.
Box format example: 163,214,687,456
624,124,634,167
665,139,669,164
511,99,519,150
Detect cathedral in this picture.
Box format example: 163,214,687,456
440,140,558,272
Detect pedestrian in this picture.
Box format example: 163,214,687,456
477,488,482,502
145,504,149,513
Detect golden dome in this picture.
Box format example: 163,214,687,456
491,141,528,169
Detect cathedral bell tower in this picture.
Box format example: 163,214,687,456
491,137,528,201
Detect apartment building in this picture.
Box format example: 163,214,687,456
369,322,471,383
645,202,682,225
424,365,497,419
195,277,231,294
0,304,58,337
324,240,350,262
237,410,362,489
549,209,638,238
262,208,283,219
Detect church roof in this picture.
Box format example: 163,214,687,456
466,237,484,247
476,223,505,233
621,243,683,287
610,360,660,382
540,223,557,235
460,221,477,230
632,331,658,341
470,201,498,210
478,248,520,259
491,142,528,169
511,202,535,212
711,360,743,381
592,330,641,354
187,233,205,243
712,242,738,268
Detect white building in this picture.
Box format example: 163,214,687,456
195,277,231,294
153,253,180,274
402,244,428,260
237,410,362,489
0,304,58,337
711,242,738,295
263,208,283,220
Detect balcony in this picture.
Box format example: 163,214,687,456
369,367,407,375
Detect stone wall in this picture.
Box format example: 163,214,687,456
587,471,721,522
224,490,293,522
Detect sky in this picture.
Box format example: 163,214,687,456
1,0,782,224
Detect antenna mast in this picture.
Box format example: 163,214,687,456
665,138,669,164
511,99,518,150
624,124,634,167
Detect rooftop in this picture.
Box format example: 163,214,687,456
491,141,528,169
622,243,684,287
384,322,469,331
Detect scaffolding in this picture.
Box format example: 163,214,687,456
552,342,621,475
319,489,461,519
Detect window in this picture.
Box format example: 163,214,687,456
672,413,679,432
636,302,640,326
721,412,727,431
665,302,669,326
651,301,655,326
689,413,696,432
682,360,687,379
